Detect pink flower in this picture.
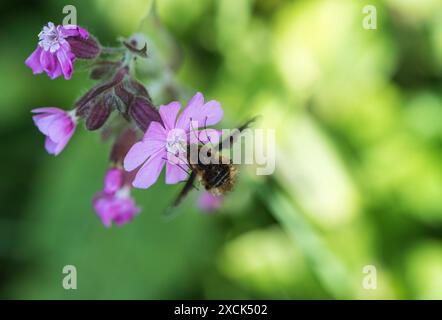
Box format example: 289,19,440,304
198,192,223,213
103,168,123,194
123,92,223,189
25,22,91,80
93,193,140,227
93,167,140,227
32,107,76,156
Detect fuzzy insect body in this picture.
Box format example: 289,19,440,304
191,154,238,196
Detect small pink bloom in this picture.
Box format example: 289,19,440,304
32,107,76,156
104,168,123,194
93,168,140,227
123,92,224,189
198,192,223,213
25,22,90,80
93,190,140,227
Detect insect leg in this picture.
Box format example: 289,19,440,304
170,171,197,208
161,156,190,176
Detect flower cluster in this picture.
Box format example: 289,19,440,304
123,92,223,189
26,22,99,80
27,22,225,227
93,168,140,227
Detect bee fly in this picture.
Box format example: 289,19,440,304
168,117,257,210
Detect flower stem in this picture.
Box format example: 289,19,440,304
101,46,126,55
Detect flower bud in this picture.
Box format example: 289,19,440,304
75,83,114,117
126,79,151,100
75,67,129,117
114,83,134,111
85,100,111,130
104,168,124,194
104,92,126,116
129,97,161,132
66,35,101,59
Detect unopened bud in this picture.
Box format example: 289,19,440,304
129,97,161,132
114,83,134,111
126,79,151,100
85,100,111,130
67,35,101,59
75,67,129,117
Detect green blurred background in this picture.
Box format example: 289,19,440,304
0,0,442,299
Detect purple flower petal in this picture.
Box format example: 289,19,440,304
200,100,223,126
56,47,74,80
51,58,63,79
25,46,44,74
176,92,223,130
47,114,71,142
104,168,123,194
93,196,113,227
44,136,58,155
132,150,166,189
61,25,89,39
159,101,181,130
165,162,189,184
113,198,140,226
198,192,223,212
176,92,204,130
31,107,65,114
51,127,75,155
124,140,164,172
143,121,167,143
32,113,60,135
32,107,76,156
40,49,58,76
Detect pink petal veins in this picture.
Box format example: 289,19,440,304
132,150,166,189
